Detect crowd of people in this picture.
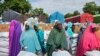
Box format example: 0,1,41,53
8,16,100,56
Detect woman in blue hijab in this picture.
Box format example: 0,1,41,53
20,21,41,53
34,25,46,55
65,22,73,50
65,22,73,38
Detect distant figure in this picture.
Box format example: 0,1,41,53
9,20,22,56
20,21,41,53
65,22,73,50
52,45,72,56
76,24,100,56
46,22,67,56
34,25,46,55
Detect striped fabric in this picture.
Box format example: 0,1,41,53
70,33,79,56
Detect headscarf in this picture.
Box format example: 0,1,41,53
27,17,38,28
20,21,41,53
66,22,73,37
9,20,22,56
76,23,99,56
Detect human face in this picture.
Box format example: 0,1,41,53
57,24,62,30
25,24,29,30
34,25,38,31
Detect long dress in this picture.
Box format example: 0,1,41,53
46,28,67,56
35,29,46,54
20,28,41,53
9,20,22,56
76,24,99,56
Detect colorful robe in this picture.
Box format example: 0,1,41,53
9,20,22,56
76,24,99,56
35,29,46,54
66,22,73,38
46,28,67,56
20,28,41,53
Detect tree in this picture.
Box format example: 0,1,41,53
31,8,48,22
0,0,31,15
83,2,98,15
64,13,73,18
32,8,43,16
73,10,80,16
97,6,100,14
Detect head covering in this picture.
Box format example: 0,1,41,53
67,22,72,28
27,17,38,27
27,17,34,28
76,23,99,56
20,23,41,53
9,20,22,56
66,22,73,37
54,20,62,25
91,23,97,28
23,21,30,31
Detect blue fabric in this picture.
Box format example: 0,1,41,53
47,11,64,23
20,29,41,53
36,29,46,54
66,22,73,37
65,22,73,46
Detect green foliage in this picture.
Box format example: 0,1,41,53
83,2,98,15
64,13,73,18
94,14,100,23
0,0,31,15
97,6,100,14
31,8,48,22
73,10,80,16
32,8,44,16
65,10,80,18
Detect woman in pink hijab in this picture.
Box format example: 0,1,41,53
76,24,100,56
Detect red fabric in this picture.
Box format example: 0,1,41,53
80,13,93,23
65,13,94,23
65,15,80,23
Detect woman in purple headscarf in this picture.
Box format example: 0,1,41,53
9,20,22,56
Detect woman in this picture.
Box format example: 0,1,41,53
65,22,73,51
66,22,73,38
76,24,100,56
9,20,22,56
69,23,81,55
34,25,46,55
20,21,41,53
46,22,67,56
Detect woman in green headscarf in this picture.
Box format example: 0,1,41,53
46,22,67,56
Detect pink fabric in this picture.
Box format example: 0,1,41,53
9,20,16,47
9,20,22,56
91,23,97,28
76,24,99,56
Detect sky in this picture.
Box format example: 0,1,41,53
29,0,100,15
